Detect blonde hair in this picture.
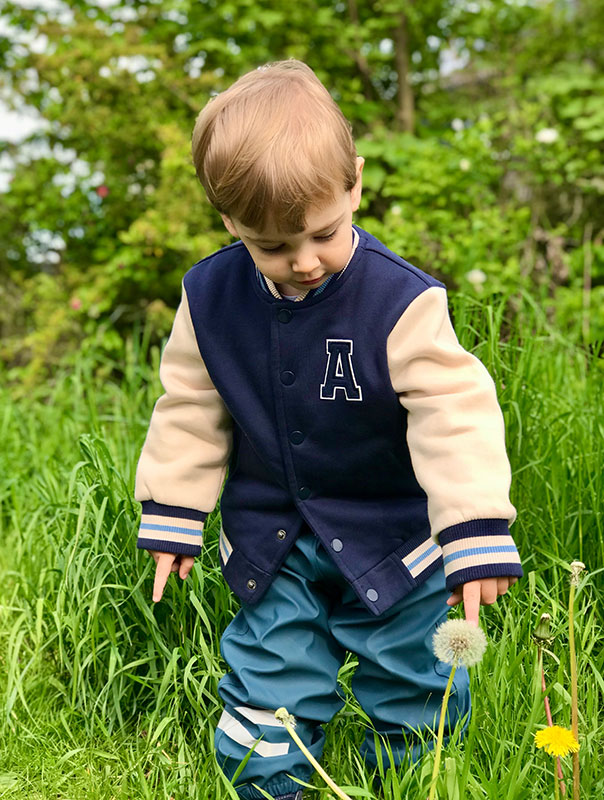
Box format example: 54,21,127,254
191,60,358,233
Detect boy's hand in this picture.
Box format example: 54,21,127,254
446,577,518,627
148,551,195,602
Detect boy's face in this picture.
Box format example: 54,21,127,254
221,157,364,294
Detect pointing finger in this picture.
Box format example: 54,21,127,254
463,582,481,627
153,553,176,603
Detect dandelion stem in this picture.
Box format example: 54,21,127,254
568,581,580,800
428,661,457,800
274,709,353,800
539,646,567,795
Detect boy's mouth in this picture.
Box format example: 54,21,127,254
300,276,324,285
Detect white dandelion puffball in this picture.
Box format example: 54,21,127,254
459,158,471,172
433,619,488,667
535,127,559,144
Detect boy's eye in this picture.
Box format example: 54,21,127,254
257,229,336,253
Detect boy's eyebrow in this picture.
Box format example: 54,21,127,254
250,214,345,244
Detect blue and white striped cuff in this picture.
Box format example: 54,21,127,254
137,500,205,556
438,519,522,591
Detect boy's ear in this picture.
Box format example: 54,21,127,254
221,214,239,239
351,157,364,213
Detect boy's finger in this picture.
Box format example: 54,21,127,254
463,582,481,627
153,554,176,602
446,588,463,607
179,556,195,580
480,578,499,605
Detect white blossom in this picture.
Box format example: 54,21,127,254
535,128,559,144
466,268,487,286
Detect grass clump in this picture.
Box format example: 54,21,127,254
0,293,602,799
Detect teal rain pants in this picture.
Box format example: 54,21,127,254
214,531,471,799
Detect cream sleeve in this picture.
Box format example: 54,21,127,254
387,285,521,589
134,285,232,554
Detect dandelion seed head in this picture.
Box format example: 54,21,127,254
432,618,487,667
569,561,586,586
535,725,579,758
274,707,297,728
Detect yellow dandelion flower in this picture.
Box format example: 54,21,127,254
535,725,579,758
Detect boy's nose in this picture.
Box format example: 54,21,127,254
291,248,321,273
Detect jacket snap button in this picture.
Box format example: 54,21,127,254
290,430,304,445
247,579,257,590
366,589,379,602
277,309,293,323
298,486,311,500
277,529,287,540
331,538,343,552
280,371,295,385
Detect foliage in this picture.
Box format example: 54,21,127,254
0,0,603,382
358,123,533,294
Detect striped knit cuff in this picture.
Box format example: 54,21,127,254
438,518,523,592
137,500,205,556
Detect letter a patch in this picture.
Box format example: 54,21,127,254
320,339,363,401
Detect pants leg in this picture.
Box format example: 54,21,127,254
215,535,346,800
328,568,471,767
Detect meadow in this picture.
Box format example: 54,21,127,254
0,292,602,800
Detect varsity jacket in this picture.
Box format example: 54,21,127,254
135,226,522,616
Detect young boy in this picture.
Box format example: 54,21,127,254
134,60,522,800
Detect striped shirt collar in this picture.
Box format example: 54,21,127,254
256,228,359,302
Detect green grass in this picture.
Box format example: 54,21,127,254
0,293,602,799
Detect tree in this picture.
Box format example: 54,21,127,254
1,0,602,377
